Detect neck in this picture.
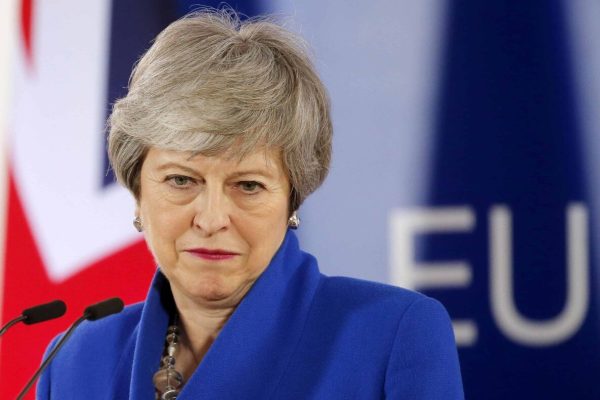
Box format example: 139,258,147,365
178,303,233,352
170,291,236,378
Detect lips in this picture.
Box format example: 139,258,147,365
185,248,239,261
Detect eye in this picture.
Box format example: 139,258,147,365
237,181,264,194
166,175,195,189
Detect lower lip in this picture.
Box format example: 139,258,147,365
186,252,237,261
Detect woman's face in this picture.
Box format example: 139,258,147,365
137,147,290,307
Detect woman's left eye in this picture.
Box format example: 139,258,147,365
237,181,264,193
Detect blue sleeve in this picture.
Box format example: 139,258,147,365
384,297,465,399
35,334,61,400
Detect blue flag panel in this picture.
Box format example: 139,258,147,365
423,1,598,398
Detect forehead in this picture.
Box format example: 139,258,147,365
143,146,286,177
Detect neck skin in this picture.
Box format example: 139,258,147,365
169,287,243,380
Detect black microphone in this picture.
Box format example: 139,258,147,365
84,297,124,321
0,300,66,336
16,297,124,400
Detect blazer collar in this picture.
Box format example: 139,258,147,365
129,230,322,400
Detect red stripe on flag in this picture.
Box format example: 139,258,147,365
0,171,156,399
20,0,33,67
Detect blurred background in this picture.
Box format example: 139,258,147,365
1,0,599,398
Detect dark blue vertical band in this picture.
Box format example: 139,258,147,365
425,1,597,398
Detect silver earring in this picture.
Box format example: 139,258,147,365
288,211,300,229
133,216,143,232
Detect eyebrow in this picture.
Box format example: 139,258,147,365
156,163,200,176
156,162,276,180
229,170,276,179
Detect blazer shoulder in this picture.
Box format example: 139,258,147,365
279,275,462,398
319,274,434,313
317,278,464,398
318,276,457,354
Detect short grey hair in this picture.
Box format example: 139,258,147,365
108,9,332,211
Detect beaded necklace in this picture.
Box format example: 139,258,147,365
153,315,185,400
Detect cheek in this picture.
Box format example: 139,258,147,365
241,207,289,265
141,204,190,260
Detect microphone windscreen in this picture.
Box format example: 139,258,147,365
22,300,67,325
84,297,124,321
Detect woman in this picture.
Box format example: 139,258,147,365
37,10,464,400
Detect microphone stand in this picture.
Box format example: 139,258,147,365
0,316,26,337
16,315,86,400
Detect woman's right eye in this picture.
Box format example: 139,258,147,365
165,175,195,189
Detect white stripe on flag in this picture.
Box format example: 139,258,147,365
0,0,19,360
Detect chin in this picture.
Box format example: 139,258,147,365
186,278,239,304
168,267,253,306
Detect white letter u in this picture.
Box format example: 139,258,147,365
490,203,589,346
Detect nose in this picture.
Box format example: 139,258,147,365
192,186,231,236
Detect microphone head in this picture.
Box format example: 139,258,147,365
22,300,67,325
83,297,124,321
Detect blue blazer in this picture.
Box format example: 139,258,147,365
37,231,464,399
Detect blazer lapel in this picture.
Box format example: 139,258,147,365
129,271,172,400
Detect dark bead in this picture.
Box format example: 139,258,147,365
166,334,179,344
163,356,175,366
